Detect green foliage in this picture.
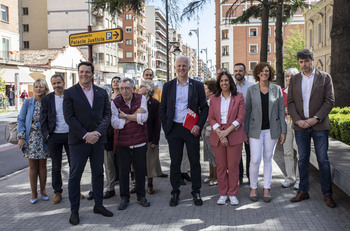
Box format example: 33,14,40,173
90,0,145,15
0,66,7,109
329,107,350,145
283,25,304,71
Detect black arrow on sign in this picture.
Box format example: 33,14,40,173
113,31,119,39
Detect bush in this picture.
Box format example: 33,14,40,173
338,116,350,145
329,110,350,145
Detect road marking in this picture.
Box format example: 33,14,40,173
0,143,17,152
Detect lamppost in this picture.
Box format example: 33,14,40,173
208,59,213,78
201,48,208,80
169,42,181,80
189,28,199,79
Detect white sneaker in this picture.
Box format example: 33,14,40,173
293,182,300,190
217,196,227,205
281,180,292,188
229,196,239,206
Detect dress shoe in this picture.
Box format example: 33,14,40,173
293,182,300,190
180,179,186,185
147,186,155,194
249,189,258,202
118,198,130,210
203,177,211,183
158,173,168,178
129,185,136,194
182,173,192,182
217,196,227,205
30,198,38,204
137,197,150,207
290,191,310,202
69,212,79,226
103,190,115,199
93,206,113,217
229,196,239,205
324,195,336,208
263,189,271,203
87,191,94,200
169,194,180,207
192,193,203,206
52,192,62,204
281,180,292,188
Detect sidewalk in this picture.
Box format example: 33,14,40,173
1,133,350,230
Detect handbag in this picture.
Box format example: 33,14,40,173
5,122,18,144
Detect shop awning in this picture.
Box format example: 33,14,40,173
2,66,35,85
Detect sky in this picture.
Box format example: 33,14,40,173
146,0,216,69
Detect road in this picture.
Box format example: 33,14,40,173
0,111,28,178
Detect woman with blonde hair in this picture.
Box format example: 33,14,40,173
17,78,50,204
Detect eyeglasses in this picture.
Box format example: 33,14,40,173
120,87,132,92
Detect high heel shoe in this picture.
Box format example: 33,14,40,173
30,198,38,204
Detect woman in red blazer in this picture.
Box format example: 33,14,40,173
208,71,247,206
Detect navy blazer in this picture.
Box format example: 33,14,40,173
40,92,57,142
63,83,111,145
160,78,208,135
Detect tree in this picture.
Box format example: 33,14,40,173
0,66,7,110
91,0,145,15
331,0,350,107
283,25,304,71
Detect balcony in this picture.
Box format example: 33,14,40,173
137,33,147,42
0,51,22,65
155,17,167,30
156,56,166,63
138,21,146,30
156,36,166,47
156,27,166,37
138,44,147,53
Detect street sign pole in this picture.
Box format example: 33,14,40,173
88,25,93,62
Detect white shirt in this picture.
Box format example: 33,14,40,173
173,78,189,123
301,68,316,118
54,94,69,133
235,79,254,103
212,93,240,131
111,94,148,148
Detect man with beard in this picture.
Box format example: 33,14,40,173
41,74,71,204
233,63,254,185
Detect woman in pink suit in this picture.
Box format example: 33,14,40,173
208,71,247,206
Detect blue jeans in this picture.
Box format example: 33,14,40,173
294,128,332,196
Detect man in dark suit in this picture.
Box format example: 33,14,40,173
63,62,113,225
41,74,70,204
288,49,336,208
160,55,208,207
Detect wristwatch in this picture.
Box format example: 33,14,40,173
314,116,321,122
124,114,127,120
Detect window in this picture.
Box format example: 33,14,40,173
114,56,117,66
125,14,132,20
23,24,29,32
329,16,332,37
267,43,271,54
249,28,257,37
125,39,132,46
222,29,229,40
2,38,10,59
23,41,29,49
309,29,313,47
22,7,28,15
249,44,258,54
1,5,8,22
249,61,258,71
126,52,132,58
318,23,322,43
222,46,229,56
222,62,229,70
125,26,132,33
268,27,271,37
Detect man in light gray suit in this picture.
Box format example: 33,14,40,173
288,49,336,208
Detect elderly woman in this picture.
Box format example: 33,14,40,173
17,78,50,204
245,63,286,202
202,80,217,186
208,71,247,205
281,68,300,190
138,79,162,194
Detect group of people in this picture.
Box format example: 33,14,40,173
16,48,336,227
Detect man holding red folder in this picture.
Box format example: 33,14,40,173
160,55,208,207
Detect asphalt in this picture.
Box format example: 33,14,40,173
1,125,350,230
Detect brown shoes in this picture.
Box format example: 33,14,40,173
324,195,336,208
290,191,310,202
52,192,62,204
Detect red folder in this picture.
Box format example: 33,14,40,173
183,108,199,132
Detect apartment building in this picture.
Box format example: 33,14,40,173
182,44,198,78
304,0,333,74
19,0,123,84
216,0,319,75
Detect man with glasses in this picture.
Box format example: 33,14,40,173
111,77,150,210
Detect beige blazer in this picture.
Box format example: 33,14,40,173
287,69,335,131
245,83,287,139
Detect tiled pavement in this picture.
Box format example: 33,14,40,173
1,133,350,231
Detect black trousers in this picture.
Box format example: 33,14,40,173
116,144,147,199
166,123,201,195
68,143,104,213
239,142,251,180
47,133,70,194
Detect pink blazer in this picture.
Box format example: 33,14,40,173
208,93,247,147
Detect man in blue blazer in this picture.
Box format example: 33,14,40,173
63,62,113,225
160,55,208,207
41,74,70,204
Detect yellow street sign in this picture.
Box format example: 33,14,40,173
69,28,123,46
